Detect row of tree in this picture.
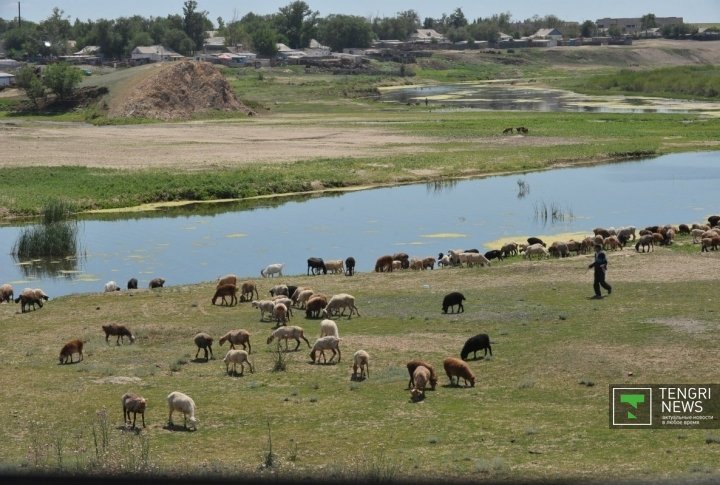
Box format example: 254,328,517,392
0,2,704,60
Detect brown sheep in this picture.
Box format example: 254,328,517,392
14,287,45,313
443,357,476,387
635,234,655,253
0,283,14,303
410,365,432,401
305,295,328,319
212,284,238,306
216,274,238,288
374,255,393,272
122,392,147,429
193,333,214,361
102,324,135,345
219,329,251,353
149,277,165,289
406,359,438,390
239,281,259,302
59,339,84,364
603,235,622,251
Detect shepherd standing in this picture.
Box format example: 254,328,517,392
588,244,612,299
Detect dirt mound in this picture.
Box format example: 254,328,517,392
108,60,255,120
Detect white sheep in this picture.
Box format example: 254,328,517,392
166,391,197,430
271,296,294,318
222,349,254,376
352,349,370,380
261,263,284,278
461,252,491,267
295,289,315,309
266,325,311,351
104,281,121,292
410,365,432,401
324,259,344,274
319,319,339,338
310,336,342,364
251,299,276,321
322,293,360,319
0,283,14,303
523,243,550,260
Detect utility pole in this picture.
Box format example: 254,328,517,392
18,2,22,28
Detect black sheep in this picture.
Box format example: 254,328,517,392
460,333,492,360
484,250,504,261
442,292,466,314
345,256,356,276
527,237,546,247
708,215,720,228
127,278,138,290
307,257,327,275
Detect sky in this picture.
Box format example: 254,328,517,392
2,0,719,25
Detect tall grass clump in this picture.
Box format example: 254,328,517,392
12,199,80,259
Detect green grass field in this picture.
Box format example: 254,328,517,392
1,238,718,481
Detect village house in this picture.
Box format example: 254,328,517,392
131,45,184,63
0,71,15,87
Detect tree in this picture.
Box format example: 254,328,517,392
641,13,657,31
275,1,318,49
182,0,210,52
163,28,195,55
39,7,72,56
42,62,83,102
580,20,596,38
608,24,622,38
15,65,46,108
317,15,373,51
447,8,468,29
252,26,278,57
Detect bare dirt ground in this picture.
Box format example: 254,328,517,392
0,119,574,169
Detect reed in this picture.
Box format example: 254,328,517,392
12,199,80,258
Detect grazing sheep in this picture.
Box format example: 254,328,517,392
442,292,466,314
548,241,570,258
635,234,655,253
273,302,289,327
345,256,356,276
121,392,147,429
527,237,546,247
484,250,504,262
409,257,423,270
374,255,393,272
410,366,432,401
523,243,550,260
219,329,251,353
266,325,310,351
708,215,720,228
305,295,328,319
447,249,464,266
443,357,476,387
460,333,492,360
324,259,345,274
603,236,622,251
127,278,138,290
352,350,370,380
212,284,238,306
193,333,214,360
501,242,519,257
678,224,690,234
295,289,315,309
516,126,529,134
272,296,294,317
104,281,121,292
269,284,289,297
309,336,342,364
14,287,45,313
592,228,610,239
261,263,284,278
392,252,410,269
59,339,84,364
149,278,165,289
251,299,276,321
216,274,238,288
406,360,438,390
166,391,197,430
461,252,491,267
0,283,14,303
691,228,706,244
102,323,135,345
239,281,259,302
307,257,327,275
391,260,402,271
437,253,451,268
319,319,339,338
322,293,360,319
223,349,254,376
421,256,436,270
502,127,513,135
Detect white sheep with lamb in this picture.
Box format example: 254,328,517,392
166,391,197,430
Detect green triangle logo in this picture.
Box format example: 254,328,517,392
627,411,637,420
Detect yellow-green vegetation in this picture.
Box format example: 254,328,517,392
1,237,718,481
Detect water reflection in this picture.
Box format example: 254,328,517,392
12,254,87,280
425,180,458,193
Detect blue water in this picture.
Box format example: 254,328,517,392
1,151,718,298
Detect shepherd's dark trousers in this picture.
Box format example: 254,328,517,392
594,270,612,297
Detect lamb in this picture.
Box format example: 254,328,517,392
442,292,465,314
193,332,214,361
149,277,165,289
345,256,356,276
166,391,197,430
437,254,451,267
261,263,284,278
211,283,238,306
324,259,345,274
410,365,432,401
127,278,138,290
239,281,259,302
443,357,476,387
102,323,135,345
309,336,342,364
272,302,289,327
251,299,276,321
269,284,289,297
295,289,315,309
0,283,14,303
460,333,492,360
391,260,402,271
523,243,550,260
104,281,121,292
447,249,464,266
374,255,393,272
319,319,339,338
635,234,655,253
305,295,328,319
409,257,423,270
322,293,360,319
691,228,707,244
392,252,410,269
59,338,84,364
121,392,147,429
216,274,238,288
222,349,254,376
406,360,438,390
501,242,519,257
272,296,295,317
352,350,370,380
603,236,622,251
218,329,251,353
266,325,311,351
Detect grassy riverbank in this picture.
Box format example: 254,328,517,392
0,237,718,481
